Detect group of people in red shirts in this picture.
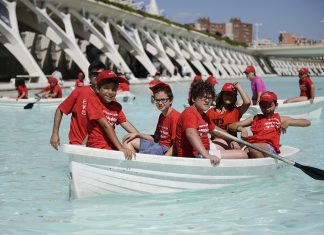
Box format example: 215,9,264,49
49,62,313,165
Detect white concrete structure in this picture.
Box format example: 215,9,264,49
0,0,323,90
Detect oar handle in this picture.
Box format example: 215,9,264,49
214,129,295,166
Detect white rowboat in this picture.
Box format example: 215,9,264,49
247,96,324,119
63,144,300,199
0,97,65,108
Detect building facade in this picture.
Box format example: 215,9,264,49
193,17,252,44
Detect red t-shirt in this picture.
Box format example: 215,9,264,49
299,77,313,98
58,86,95,144
248,113,281,153
43,85,62,98
206,107,240,135
154,108,180,148
75,79,84,87
17,85,28,99
176,106,215,157
86,95,127,150
118,83,130,92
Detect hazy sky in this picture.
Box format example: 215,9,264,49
138,0,324,43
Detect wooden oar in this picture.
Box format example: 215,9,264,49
214,129,324,180
24,96,41,109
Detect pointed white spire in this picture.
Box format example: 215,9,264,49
146,0,160,16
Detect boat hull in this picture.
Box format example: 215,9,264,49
0,97,65,108
63,144,299,199
247,96,324,119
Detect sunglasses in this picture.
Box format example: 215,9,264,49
90,71,100,77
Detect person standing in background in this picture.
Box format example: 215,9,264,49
244,65,266,105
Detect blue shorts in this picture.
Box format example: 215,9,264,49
266,144,276,155
139,139,169,155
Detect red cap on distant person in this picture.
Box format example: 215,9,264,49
206,76,218,85
96,70,118,85
221,83,237,94
48,77,58,84
117,75,129,84
298,67,308,75
193,75,202,81
244,65,255,74
155,71,161,76
260,91,278,102
149,81,171,91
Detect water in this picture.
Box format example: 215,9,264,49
1,76,324,234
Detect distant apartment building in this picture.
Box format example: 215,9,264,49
279,32,321,45
192,17,253,44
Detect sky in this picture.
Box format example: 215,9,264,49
137,0,324,43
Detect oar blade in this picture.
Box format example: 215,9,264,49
294,162,324,180
24,103,34,109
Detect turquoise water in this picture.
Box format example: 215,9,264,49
1,77,324,234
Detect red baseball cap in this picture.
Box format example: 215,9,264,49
260,91,278,102
149,81,171,92
48,76,58,84
96,70,118,85
298,68,308,75
206,76,218,85
221,83,237,94
193,75,202,81
117,75,129,84
244,66,255,74
155,71,161,76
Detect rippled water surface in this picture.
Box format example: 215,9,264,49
1,76,324,234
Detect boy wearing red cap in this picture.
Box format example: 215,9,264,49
176,81,248,165
284,68,315,104
35,77,62,98
244,65,266,105
86,70,138,159
228,91,311,158
123,82,180,156
50,61,106,149
206,82,250,150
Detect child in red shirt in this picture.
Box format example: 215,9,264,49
176,81,248,165
86,70,138,160
123,82,180,156
50,61,106,149
35,77,62,98
10,79,28,100
229,91,311,158
206,82,250,150
74,71,85,87
284,68,315,104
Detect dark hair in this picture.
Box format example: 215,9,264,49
14,79,26,88
97,78,119,89
189,80,216,105
215,91,237,110
88,60,106,76
153,86,174,102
